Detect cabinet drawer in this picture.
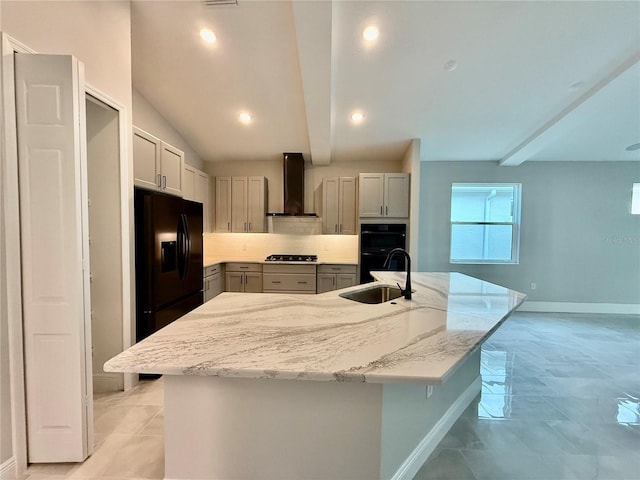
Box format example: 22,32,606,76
263,273,316,292
226,262,262,273
262,264,317,275
204,264,220,276
317,264,357,274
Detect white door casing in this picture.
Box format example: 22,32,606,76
15,53,93,462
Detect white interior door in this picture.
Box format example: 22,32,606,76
15,53,93,462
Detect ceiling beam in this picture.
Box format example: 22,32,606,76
291,1,333,166
500,51,640,166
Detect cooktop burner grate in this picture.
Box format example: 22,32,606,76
265,254,318,262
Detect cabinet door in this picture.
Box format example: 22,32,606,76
316,273,335,293
384,173,409,218
336,274,356,290
215,177,232,232
338,177,357,234
183,166,196,201
203,275,213,302
247,176,266,233
358,173,384,217
226,272,244,292
244,273,263,293
322,177,339,233
133,127,161,191
160,142,184,196
195,172,210,232
210,272,223,297
231,176,248,232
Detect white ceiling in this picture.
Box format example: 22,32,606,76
131,0,640,165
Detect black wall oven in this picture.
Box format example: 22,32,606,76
359,223,407,283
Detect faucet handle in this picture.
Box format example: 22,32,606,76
396,282,406,295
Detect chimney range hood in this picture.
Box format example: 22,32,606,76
268,153,316,216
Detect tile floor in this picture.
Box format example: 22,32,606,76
23,312,639,480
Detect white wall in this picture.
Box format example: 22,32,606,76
133,88,204,170
86,99,124,393
419,161,640,308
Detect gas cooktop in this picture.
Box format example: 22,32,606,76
265,254,318,262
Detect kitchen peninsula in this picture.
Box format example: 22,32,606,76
104,272,526,480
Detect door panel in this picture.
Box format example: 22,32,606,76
15,53,92,462
183,199,203,297
322,177,338,233
339,177,356,234
153,193,182,307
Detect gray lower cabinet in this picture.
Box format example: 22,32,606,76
316,264,357,293
225,263,263,293
263,264,317,294
203,264,224,302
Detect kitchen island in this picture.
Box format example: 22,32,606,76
104,272,525,480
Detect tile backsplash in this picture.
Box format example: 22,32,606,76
204,232,358,264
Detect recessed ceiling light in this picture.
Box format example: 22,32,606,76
351,111,365,124
362,25,379,42
444,60,458,72
626,142,640,151
238,112,253,124
200,28,217,44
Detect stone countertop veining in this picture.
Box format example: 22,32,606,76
104,272,526,384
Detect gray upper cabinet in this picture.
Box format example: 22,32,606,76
133,126,184,196
358,173,409,218
215,176,267,233
322,176,357,234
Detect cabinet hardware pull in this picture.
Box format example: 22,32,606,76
249,222,252,231
227,222,230,231
157,173,162,188
163,175,167,189
240,266,248,269
272,281,281,284
298,281,307,284
335,224,337,233
385,206,388,215
244,222,247,231
380,205,383,215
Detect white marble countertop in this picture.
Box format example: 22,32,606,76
104,272,526,384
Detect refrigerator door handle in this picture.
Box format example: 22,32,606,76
177,214,189,281
182,213,191,278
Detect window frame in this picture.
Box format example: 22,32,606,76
449,182,522,265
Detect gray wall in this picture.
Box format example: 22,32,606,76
418,161,640,305
133,88,204,170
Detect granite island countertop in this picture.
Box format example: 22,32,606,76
104,272,526,384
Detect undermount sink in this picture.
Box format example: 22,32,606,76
339,285,403,304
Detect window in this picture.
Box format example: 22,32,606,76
450,183,521,264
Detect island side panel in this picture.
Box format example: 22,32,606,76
163,375,384,480
380,350,482,479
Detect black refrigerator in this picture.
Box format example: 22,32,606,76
134,187,203,342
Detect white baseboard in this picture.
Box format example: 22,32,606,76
391,376,481,480
519,301,640,315
0,457,16,480
93,372,124,393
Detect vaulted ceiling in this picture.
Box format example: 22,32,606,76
131,0,640,165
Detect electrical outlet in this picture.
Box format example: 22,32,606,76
530,283,537,290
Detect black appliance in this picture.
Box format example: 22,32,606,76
265,254,318,262
134,187,203,342
359,223,407,283
267,153,317,217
